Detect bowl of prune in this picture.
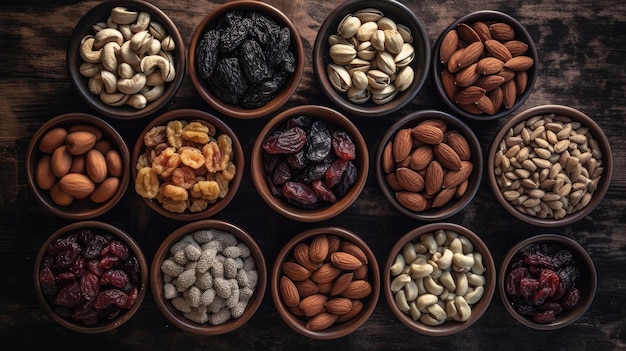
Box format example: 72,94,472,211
251,105,369,222
189,1,305,119
34,221,148,333
499,234,597,330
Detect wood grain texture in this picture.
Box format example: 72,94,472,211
1,0,625,350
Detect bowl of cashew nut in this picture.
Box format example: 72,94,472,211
67,0,186,119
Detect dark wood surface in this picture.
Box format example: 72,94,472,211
1,0,625,349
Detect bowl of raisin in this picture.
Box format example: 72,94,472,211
499,234,597,330
189,0,305,119
251,105,369,222
34,221,148,333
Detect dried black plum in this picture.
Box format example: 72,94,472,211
219,17,252,53
251,11,281,45
266,27,291,68
240,39,271,85
209,58,248,104
306,120,332,162
241,73,287,108
196,29,221,79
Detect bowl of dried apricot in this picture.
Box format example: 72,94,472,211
375,110,482,221
431,10,538,120
499,234,597,330
34,221,148,333
132,108,244,220
271,226,380,339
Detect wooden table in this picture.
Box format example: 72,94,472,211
1,0,624,349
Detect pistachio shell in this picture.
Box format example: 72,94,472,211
397,24,413,43
337,15,361,38
395,43,415,67
352,70,369,90
376,51,397,75
394,66,414,92
329,43,357,65
327,63,352,92
345,58,371,75
328,34,352,46
354,8,383,23
356,21,379,41
371,84,398,105
384,29,404,54
367,69,390,90
371,30,386,51
378,17,397,31
357,41,377,61
347,86,370,104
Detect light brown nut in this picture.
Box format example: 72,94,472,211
393,128,413,162
280,276,301,308
281,261,311,282
311,262,342,284
90,177,119,203
36,155,56,190
443,161,474,188
325,297,353,315
39,127,68,154
396,167,425,192
439,29,459,64
489,22,515,41
396,191,427,212
340,280,372,299
66,131,97,155
456,41,484,69
339,241,368,264
305,312,338,331
330,272,354,296
434,143,463,171
58,173,95,199
309,234,330,263
330,251,363,270
299,294,328,317
446,132,472,161
411,124,445,145
86,149,108,183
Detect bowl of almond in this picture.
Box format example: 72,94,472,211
431,10,539,120
375,110,482,221
270,226,380,339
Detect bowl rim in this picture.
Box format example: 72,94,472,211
250,104,369,222
149,219,267,335
25,113,131,219
487,104,613,227
431,9,539,121
66,0,186,120
497,233,597,330
188,0,305,119
312,0,431,117
375,109,483,221
33,220,148,333
382,222,496,336
270,225,380,340
130,108,245,221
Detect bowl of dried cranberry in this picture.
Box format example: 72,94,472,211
499,234,597,330
34,221,148,333
188,0,305,119
251,105,369,222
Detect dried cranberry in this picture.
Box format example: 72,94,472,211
54,282,83,308
94,289,129,310
39,266,57,296
312,179,337,203
561,287,580,310
332,130,356,160
532,309,556,324
80,271,101,301
519,277,540,297
108,240,129,260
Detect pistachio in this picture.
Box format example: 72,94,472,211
354,8,383,23
329,43,357,65
376,51,396,75
384,29,404,54
394,66,414,92
327,63,352,92
366,69,390,90
377,17,397,31
356,21,379,41
345,58,371,75
357,41,377,61
328,34,352,46
347,86,370,104
371,29,386,51
352,70,369,90
397,24,413,43
337,14,361,39
371,84,397,105
395,43,415,67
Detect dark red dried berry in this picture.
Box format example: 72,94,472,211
332,130,356,160
519,277,540,297
94,289,129,310
281,181,318,206
532,309,556,324
262,127,307,154
531,287,553,305
312,179,337,203
561,287,580,310
506,267,529,297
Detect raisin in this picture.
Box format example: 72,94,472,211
286,150,309,170
99,270,131,292
242,72,287,108
325,158,349,188
556,265,578,298
506,267,529,297
531,287,553,305
40,266,58,296
250,11,280,45
262,127,307,154
56,272,76,284
537,301,563,315
210,57,249,103
306,120,332,162
265,27,291,68
87,258,103,277
54,282,83,308
332,130,356,160
523,251,554,269
301,162,331,184
263,153,280,174
280,50,297,74
71,301,99,323
80,271,100,301
287,115,311,129
335,160,357,197
532,309,556,324
282,181,318,207
312,179,337,203
84,234,109,259
272,162,292,185
55,243,81,268
219,17,252,53
98,254,119,270
519,277,540,297
561,287,580,310
551,249,573,268
108,240,129,260
512,302,536,316
94,289,129,310
538,269,560,297
196,29,221,79
48,235,77,255
125,287,139,310
124,256,141,285
240,39,271,85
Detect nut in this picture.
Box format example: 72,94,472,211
280,276,301,308
330,251,363,270
39,128,68,153
58,173,95,199
85,149,108,183
66,131,97,156
90,177,119,203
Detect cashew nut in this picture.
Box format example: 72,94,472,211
88,75,104,95
394,289,410,312
119,24,133,40
117,63,135,79
140,55,175,82
141,84,164,102
110,7,138,25
161,35,176,51
92,22,107,33
106,16,119,29
390,273,411,292
130,30,152,54
120,41,141,68
416,293,438,312
145,71,165,86
117,72,146,94
99,91,128,106
101,42,120,72
127,94,147,109
131,12,151,33
93,28,124,49
79,62,102,77
464,286,484,305
100,70,117,94
80,36,102,63
148,21,166,40
148,39,161,55
390,253,406,276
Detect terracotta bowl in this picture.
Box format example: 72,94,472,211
34,221,148,333
250,105,369,222
26,113,130,219
67,0,186,119
188,0,305,119
431,10,539,120
375,110,482,221
383,222,495,336
270,226,380,340
499,234,597,330
150,219,266,335
313,0,431,117
487,104,613,227
131,108,244,221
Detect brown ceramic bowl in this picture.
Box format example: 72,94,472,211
131,108,244,221
375,110,482,221
499,234,597,330
270,226,380,340
383,222,495,336
34,221,148,333
313,0,431,117
431,10,539,121
150,219,266,335
67,0,186,119
26,113,130,219
487,105,613,227
188,0,304,119
250,105,369,222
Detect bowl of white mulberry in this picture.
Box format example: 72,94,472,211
150,219,267,335
132,108,244,221
34,221,148,333
189,0,305,119
250,105,369,222
499,234,597,330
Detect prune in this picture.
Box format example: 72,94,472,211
265,27,291,68
312,179,337,203
325,158,349,188
241,73,287,108
551,249,573,268
282,181,318,206
272,162,292,185
332,130,356,160
306,120,332,162
286,150,308,170
94,289,129,310
40,266,57,296
196,29,221,79
55,282,83,308
210,58,249,104
335,160,357,197
240,39,271,85
280,50,297,74
561,287,580,310
55,243,81,268
84,234,109,259
301,162,331,184
263,153,280,174
519,277,540,297
532,309,556,324
512,302,536,316
219,17,252,53
287,115,311,129
251,11,280,45
262,127,307,154
124,256,141,284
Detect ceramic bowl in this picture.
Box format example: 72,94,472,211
26,113,130,219
375,110,482,221
383,222,495,336
34,221,148,333
150,219,266,335
271,226,380,339
487,104,613,227
188,0,305,119
431,10,539,120
250,105,369,222
67,0,186,119
499,234,597,330
313,0,431,117
131,108,244,221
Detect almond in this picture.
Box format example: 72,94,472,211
439,29,459,64
86,149,108,183
392,128,412,162
340,280,372,299
330,272,354,296
515,70,528,94
317,281,332,294
330,252,363,270
353,264,368,280
489,22,515,41
434,143,462,171
502,79,517,109
299,294,327,317
418,119,448,134
477,57,504,75
94,139,112,154
293,243,319,271
504,56,534,71
382,141,394,173
457,23,481,43
309,234,329,263
66,131,97,156
105,150,123,178
484,39,512,61
39,127,68,154
425,160,444,196
443,160,473,188
35,155,56,190
489,87,504,111
456,179,469,197
281,261,311,282
385,172,403,192
446,132,472,161
325,297,353,315
50,183,73,206
441,69,458,100
459,103,485,115
475,74,505,92
456,41,484,69
58,173,95,199
69,124,103,140
471,21,492,41
454,63,480,88
396,191,427,212
327,235,341,255
70,155,85,173
90,177,119,203
411,124,444,145
336,300,364,322
409,145,433,171
447,48,465,73
475,95,497,115
497,68,516,82
339,242,368,264
51,145,72,178
295,279,320,298
432,186,457,208
454,85,485,105
305,312,337,331
311,262,341,284
279,276,301,308
503,40,529,56
395,167,425,192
